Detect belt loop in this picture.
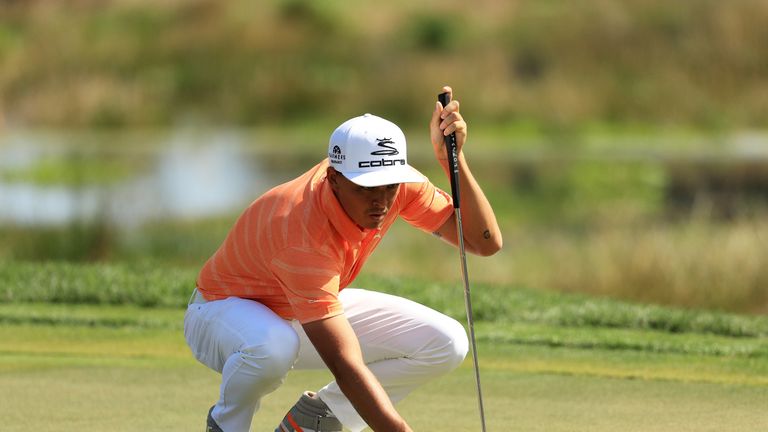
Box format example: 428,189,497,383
189,288,208,305
188,288,199,306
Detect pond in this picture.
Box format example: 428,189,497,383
2,128,767,228
0,129,319,227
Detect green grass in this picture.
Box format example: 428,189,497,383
1,262,766,430
0,260,196,307
0,156,143,186
1,306,766,431
364,217,768,315
3,260,768,337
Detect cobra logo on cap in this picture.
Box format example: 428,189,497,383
358,137,405,168
370,138,399,156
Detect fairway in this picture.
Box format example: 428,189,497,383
1,305,766,431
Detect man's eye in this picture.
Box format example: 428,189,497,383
386,184,398,190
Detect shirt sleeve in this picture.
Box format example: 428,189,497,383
398,179,455,233
270,247,344,323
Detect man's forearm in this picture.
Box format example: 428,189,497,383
452,152,503,256
303,315,412,432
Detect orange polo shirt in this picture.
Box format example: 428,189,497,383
197,159,454,323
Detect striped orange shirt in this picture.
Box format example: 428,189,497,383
197,159,454,323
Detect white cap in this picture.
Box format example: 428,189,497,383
328,113,425,187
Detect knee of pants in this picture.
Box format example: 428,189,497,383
443,317,470,371
237,325,301,385
419,316,469,373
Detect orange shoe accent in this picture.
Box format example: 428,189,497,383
286,412,304,432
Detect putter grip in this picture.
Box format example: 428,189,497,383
438,92,461,208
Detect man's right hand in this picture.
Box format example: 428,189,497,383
302,314,413,432
430,85,467,170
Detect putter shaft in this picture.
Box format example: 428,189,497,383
454,207,487,432
439,91,487,432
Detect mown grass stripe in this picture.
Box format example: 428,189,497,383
0,314,178,329
481,357,768,387
482,334,768,358
477,322,768,358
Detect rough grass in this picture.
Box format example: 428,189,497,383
3,260,768,340
0,260,195,307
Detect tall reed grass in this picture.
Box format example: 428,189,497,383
2,213,765,314
366,215,768,315
534,217,768,314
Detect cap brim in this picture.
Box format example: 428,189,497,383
342,165,426,187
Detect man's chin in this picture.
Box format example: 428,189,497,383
364,213,386,228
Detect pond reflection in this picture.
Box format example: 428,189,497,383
0,130,273,227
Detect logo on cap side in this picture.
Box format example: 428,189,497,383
329,145,345,164
370,138,399,156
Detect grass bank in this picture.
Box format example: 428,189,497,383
3,208,768,315
3,260,768,338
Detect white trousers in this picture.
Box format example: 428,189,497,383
184,288,469,432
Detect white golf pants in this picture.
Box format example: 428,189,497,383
184,288,469,432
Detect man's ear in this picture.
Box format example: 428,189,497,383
327,166,338,187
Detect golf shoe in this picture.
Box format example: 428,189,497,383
275,391,342,432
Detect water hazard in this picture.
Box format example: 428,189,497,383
0,129,303,227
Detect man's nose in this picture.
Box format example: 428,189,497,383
371,187,389,205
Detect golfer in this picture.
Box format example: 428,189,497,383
184,86,502,432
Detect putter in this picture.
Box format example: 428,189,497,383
438,91,487,432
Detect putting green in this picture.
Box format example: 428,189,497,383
1,316,766,431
